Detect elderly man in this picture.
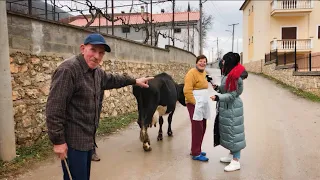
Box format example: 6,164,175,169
46,33,153,180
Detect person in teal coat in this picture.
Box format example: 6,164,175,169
210,52,247,172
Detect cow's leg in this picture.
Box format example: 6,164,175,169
140,126,152,151
140,105,157,151
167,110,175,137
157,116,164,141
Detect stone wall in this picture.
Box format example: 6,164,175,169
244,60,320,97
7,12,195,147
243,60,263,73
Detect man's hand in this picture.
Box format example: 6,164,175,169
136,77,154,88
210,95,216,101
53,143,68,160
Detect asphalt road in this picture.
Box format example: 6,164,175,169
12,68,320,180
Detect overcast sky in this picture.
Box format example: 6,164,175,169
57,0,244,61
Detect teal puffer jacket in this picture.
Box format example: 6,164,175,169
216,75,246,153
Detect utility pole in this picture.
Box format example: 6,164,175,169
172,0,175,46
106,0,108,34
111,0,114,35
229,23,239,52
52,0,55,20
0,0,16,161
212,47,214,62
217,37,219,59
187,2,190,51
150,0,153,46
199,0,202,55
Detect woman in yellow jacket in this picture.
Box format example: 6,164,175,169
184,55,210,162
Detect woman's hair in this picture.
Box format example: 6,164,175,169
222,52,239,75
196,55,207,64
234,53,241,63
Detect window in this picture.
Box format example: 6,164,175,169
174,28,181,33
318,26,320,39
122,27,130,33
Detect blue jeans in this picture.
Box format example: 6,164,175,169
61,146,93,180
231,151,241,159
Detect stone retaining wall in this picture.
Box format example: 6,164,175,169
7,12,195,147
243,60,320,97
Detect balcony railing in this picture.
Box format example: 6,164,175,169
270,39,312,51
271,0,313,11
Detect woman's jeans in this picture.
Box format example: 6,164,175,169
232,151,241,159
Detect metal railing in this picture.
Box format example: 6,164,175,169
270,39,312,51
271,0,313,10
265,42,320,72
265,50,277,63
296,52,320,72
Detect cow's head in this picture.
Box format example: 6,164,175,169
176,83,186,106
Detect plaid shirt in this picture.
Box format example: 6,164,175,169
46,54,136,151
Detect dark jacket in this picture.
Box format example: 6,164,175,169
46,54,136,151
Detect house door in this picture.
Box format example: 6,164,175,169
282,27,297,39
281,27,297,50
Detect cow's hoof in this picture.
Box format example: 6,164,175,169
143,143,152,151
168,131,173,137
157,134,163,141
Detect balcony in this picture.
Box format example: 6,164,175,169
270,39,312,52
271,0,313,16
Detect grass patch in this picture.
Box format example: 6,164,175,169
251,72,320,102
97,112,138,136
0,136,52,179
0,111,138,179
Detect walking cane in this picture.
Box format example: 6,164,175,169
63,159,73,180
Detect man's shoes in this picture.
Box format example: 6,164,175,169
91,153,101,161
192,154,209,162
224,160,240,172
190,152,206,156
220,153,233,163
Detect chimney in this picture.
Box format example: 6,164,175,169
161,9,165,13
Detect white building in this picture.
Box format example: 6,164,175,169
69,11,200,56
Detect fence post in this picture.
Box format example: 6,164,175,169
309,51,312,71
270,50,271,62
294,41,297,71
284,52,286,65
276,49,278,66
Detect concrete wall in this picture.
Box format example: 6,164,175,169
7,12,196,147
253,1,271,61
242,0,250,64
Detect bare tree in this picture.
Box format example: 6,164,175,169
52,0,184,46
174,5,213,48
